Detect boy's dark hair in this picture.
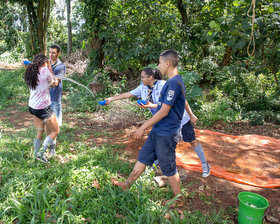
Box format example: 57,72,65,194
49,44,61,53
142,67,163,80
160,49,179,67
24,53,48,90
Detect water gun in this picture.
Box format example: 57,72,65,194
23,60,31,65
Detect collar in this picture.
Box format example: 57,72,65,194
51,58,61,69
147,80,157,89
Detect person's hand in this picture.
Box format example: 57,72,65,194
105,97,113,105
137,102,146,109
134,126,145,139
47,60,52,71
138,101,157,109
50,78,59,87
190,114,198,125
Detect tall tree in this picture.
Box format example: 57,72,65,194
66,0,72,57
81,0,112,70
8,0,51,55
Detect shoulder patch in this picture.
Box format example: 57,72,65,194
167,90,175,101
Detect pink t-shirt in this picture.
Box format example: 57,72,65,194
28,67,52,109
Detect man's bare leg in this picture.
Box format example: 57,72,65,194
168,172,181,196
163,172,184,207
111,161,146,190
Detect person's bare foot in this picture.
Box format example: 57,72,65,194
162,195,184,208
111,178,129,190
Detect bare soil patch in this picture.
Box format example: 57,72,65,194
1,103,279,223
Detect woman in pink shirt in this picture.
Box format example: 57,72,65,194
24,53,59,163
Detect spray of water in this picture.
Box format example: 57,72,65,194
55,74,95,98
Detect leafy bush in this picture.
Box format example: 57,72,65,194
0,69,29,110
0,51,24,64
196,88,241,126
0,115,234,223
64,69,128,112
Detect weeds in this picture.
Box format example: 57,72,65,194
0,69,234,223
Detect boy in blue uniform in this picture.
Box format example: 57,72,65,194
111,49,186,205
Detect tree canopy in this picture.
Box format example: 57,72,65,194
0,0,279,124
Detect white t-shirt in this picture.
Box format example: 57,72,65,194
130,79,190,125
28,67,52,109
130,80,166,115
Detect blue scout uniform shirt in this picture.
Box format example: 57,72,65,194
49,59,66,103
130,80,166,115
152,75,186,136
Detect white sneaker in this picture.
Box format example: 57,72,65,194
202,162,210,178
49,144,56,157
36,153,49,163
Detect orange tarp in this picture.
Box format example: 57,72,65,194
176,130,280,188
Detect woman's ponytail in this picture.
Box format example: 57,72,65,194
24,53,48,90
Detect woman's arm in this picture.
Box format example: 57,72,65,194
185,100,198,124
106,92,134,105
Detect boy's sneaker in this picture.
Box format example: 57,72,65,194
202,162,210,178
35,146,45,158
36,153,49,163
49,144,56,157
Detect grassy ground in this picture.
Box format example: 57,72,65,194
0,69,234,223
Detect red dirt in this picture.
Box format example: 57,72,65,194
1,103,279,223
176,130,280,188
115,128,280,223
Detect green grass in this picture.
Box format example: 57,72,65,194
0,69,234,223
0,122,234,224
0,69,29,110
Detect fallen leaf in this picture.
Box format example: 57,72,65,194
164,213,171,220
176,208,184,215
91,180,100,189
266,215,279,223
116,214,125,218
154,176,168,187
198,185,205,191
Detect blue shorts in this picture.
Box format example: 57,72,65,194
138,131,180,176
28,105,53,120
181,120,196,142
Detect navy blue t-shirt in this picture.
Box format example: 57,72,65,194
152,75,186,136
49,59,66,103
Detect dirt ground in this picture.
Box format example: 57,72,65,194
1,101,280,224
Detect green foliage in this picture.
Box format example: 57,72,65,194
47,15,68,53
244,111,264,126
92,0,182,71
196,88,242,126
64,69,128,112
85,50,102,74
180,70,202,100
0,3,27,53
0,106,234,223
0,69,29,110
1,0,280,128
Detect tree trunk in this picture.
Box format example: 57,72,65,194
219,47,232,67
91,34,104,68
67,0,72,57
176,0,188,25
25,0,51,55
